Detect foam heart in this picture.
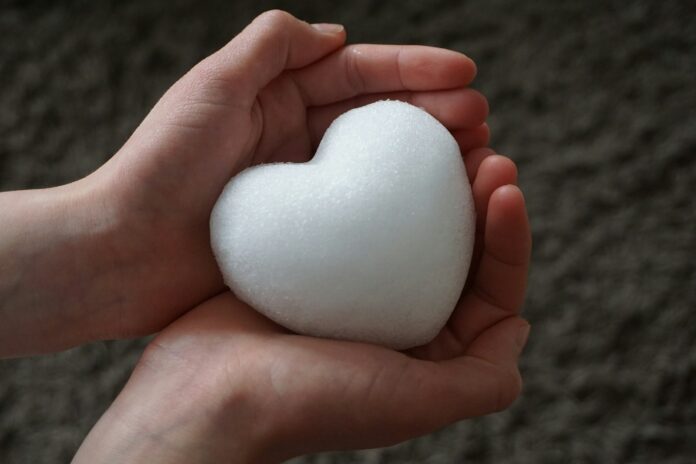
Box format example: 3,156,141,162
210,100,475,349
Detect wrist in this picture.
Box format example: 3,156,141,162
0,179,123,355
74,341,281,463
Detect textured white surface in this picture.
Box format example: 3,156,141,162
210,100,475,349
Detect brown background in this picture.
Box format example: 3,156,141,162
1,0,695,462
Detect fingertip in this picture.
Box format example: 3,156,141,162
479,155,518,185
435,88,488,129
479,91,489,120
401,47,478,90
408,87,488,129
472,156,518,222
479,122,490,145
489,184,526,215
310,23,345,35
486,184,531,264
463,147,495,182
514,320,531,353
466,316,529,363
427,48,476,77
461,89,489,127
456,53,477,86
467,56,478,82
446,50,476,86
309,22,347,48
454,124,490,157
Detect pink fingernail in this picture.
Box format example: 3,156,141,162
311,23,344,34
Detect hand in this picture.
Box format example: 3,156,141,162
94,10,490,339
73,149,531,463
0,10,490,356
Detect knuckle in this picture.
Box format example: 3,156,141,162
344,45,367,94
254,9,294,29
248,10,293,58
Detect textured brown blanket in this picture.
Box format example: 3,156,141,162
1,1,694,462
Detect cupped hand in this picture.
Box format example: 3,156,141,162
74,147,530,463
83,10,490,341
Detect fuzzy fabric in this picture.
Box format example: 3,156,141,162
1,1,694,462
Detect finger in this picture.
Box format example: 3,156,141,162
307,88,488,146
441,317,528,416
292,45,477,106
463,147,496,183
472,155,518,226
446,185,531,351
465,316,529,368
453,124,490,159
477,185,531,299
194,10,346,106
392,317,528,434
467,155,518,298
408,164,520,361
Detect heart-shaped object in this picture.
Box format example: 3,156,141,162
210,100,475,349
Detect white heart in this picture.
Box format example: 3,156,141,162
210,100,475,349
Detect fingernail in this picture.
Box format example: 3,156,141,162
515,323,530,351
311,23,344,34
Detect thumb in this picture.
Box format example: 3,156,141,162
349,317,530,443
439,316,529,418
144,10,344,126
465,316,530,371
195,10,346,105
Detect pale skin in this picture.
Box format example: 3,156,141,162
0,10,532,463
